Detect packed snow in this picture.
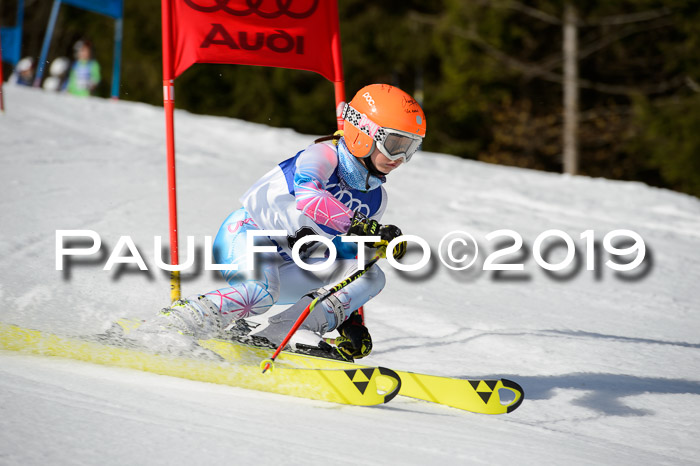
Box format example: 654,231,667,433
1,84,699,465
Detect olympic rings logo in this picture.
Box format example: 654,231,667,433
184,0,319,18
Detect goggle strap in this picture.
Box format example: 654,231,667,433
343,104,385,144
344,103,422,162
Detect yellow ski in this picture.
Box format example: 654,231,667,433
199,337,524,415
0,322,400,407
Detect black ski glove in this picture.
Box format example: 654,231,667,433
335,311,372,361
377,224,407,260
347,212,380,236
347,212,407,260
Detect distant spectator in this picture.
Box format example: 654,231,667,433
67,40,101,96
43,57,71,92
8,57,35,86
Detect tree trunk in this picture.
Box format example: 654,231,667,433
563,3,579,175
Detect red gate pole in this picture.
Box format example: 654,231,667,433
161,0,180,302
330,0,344,130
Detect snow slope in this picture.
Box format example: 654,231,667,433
1,84,699,465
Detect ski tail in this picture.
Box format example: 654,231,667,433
0,322,401,407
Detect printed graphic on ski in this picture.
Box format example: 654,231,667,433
199,337,524,415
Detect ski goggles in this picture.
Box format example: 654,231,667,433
343,104,423,162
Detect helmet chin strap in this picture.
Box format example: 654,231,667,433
361,153,387,190
362,144,388,177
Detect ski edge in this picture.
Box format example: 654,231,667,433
200,337,526,415
0,322,400,407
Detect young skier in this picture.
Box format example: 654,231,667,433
146,84,426,361
8,57,35,86
66,40,101,97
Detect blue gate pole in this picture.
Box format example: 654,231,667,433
111,16,123,99
17,0,25,32
1,32,5,112
34,0,62,87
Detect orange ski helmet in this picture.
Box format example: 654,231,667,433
342,84,426,161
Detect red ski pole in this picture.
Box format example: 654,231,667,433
261,243,386,373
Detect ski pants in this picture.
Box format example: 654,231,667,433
204,208,385,333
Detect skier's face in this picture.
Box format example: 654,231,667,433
78,45,91,61
369,146,403,174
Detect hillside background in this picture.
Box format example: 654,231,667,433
2,0,700,197
1,84,699,465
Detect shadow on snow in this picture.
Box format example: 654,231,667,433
477,373,700,417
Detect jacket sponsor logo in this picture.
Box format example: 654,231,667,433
327,183,371,216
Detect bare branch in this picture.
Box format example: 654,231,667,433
534,16,675,73
583,8,672,26
441,2,672,28
410,13,549,79
686,76,700,93
410,12,685,96
468,0,561,25
580,75,686,95
504,0,561,25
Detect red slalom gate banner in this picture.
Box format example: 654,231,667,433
161,0,346,301
171,0,343,82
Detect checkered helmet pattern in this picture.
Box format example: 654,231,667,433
342,104,386,144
